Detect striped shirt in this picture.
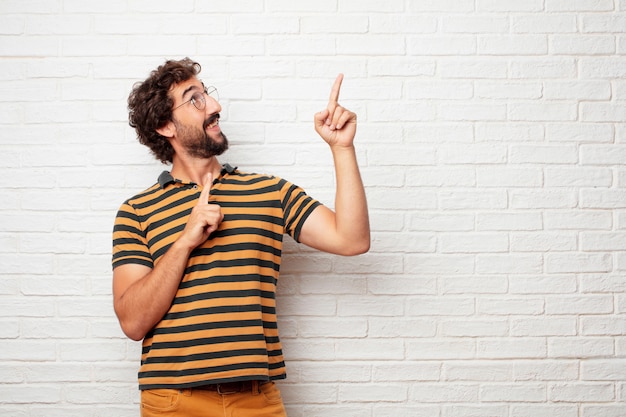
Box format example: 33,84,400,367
112,164,321,390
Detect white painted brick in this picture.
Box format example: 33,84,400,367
405,254,475,274
510,232,577,252
368,57,436,77
582,317,626,336
476,167,542,187
410,383,478,403
338,296,404,317
369,15,437,34
373,362,440,382
475,81,542,100
369,318,436,338
546,0,615,12
406,339,476,360
440,144,508,164
477,338,547,359
371,233,437,253
582,406,626,417
444,361,512,381
368,276,437,296
340,0,404,12
511,405,578,417
335,339,405,360
582,232,626,251
476,254,543,274
477,297,545,315
293,362,371,383
0,385,61,404
547,253,613,273
545,167,612,187
511,15,578,33
581,274,626,293
407,168,476,187
476,212,543,231
232,16,299,35
580,57,626,79
477,0,543,12
479,35,548,55
442,16,509,34
443,405,509,417
405,80,473,100
583,15,626,33
441,319,509,337
510,58,578,79
545,210,612,230
513,360,579,381
551,35,616,55
544,80,612,100
581,103,626,123
510,190,578,209
439,58,509,79
582,359,626,381
339,384,407,403
440,233,509,254
408,36,477,56
440,275,508,295
546,123,614,143
509,103,578,122
548,383,615,402
511,317,577,337
546,295,614,315
480,383,546,402
410,213,475,232
581,189,626,209
440,103,507,122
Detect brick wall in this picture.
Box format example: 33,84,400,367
1,1,625,416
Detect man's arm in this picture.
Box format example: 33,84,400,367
298,74,370,256
112,174,222,341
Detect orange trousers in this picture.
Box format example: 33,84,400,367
140,381,287,417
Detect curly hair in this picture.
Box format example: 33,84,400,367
127,58,201,164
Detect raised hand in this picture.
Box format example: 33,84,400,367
179,173,223,249
314,74,357,148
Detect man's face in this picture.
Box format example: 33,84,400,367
170,77,229,159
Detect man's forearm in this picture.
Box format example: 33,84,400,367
330,144,370,254
114,240,193,341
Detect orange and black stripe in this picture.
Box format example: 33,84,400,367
112,164,320,390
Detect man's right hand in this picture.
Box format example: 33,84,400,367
178,173,223,250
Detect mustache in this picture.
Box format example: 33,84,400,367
203,113,220,129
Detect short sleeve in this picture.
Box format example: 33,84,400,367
279,179,322,242
112,201,154,270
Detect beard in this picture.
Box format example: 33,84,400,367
174,114,229,159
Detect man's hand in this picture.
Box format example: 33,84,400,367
314,74,357,148
178,173,223,249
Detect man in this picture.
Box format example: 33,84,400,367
112,58,369,417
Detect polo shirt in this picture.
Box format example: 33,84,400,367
112,164,321,390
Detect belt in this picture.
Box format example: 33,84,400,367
195,380,269,395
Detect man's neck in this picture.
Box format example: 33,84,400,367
170,156,222,186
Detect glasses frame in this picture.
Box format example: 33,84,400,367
172,86,219,112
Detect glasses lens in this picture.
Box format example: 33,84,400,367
191,92,206,110
206,86,219,102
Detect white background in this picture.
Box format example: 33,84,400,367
1,1,626,416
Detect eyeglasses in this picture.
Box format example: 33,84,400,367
173,86,219,111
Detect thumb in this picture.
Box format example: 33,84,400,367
314,109,329,128
197,173,213,206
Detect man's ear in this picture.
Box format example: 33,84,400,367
156,121,175,139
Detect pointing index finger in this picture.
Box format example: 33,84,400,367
197,173,213,205
328,73,344,104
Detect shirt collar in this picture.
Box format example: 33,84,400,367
158,163,237,189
